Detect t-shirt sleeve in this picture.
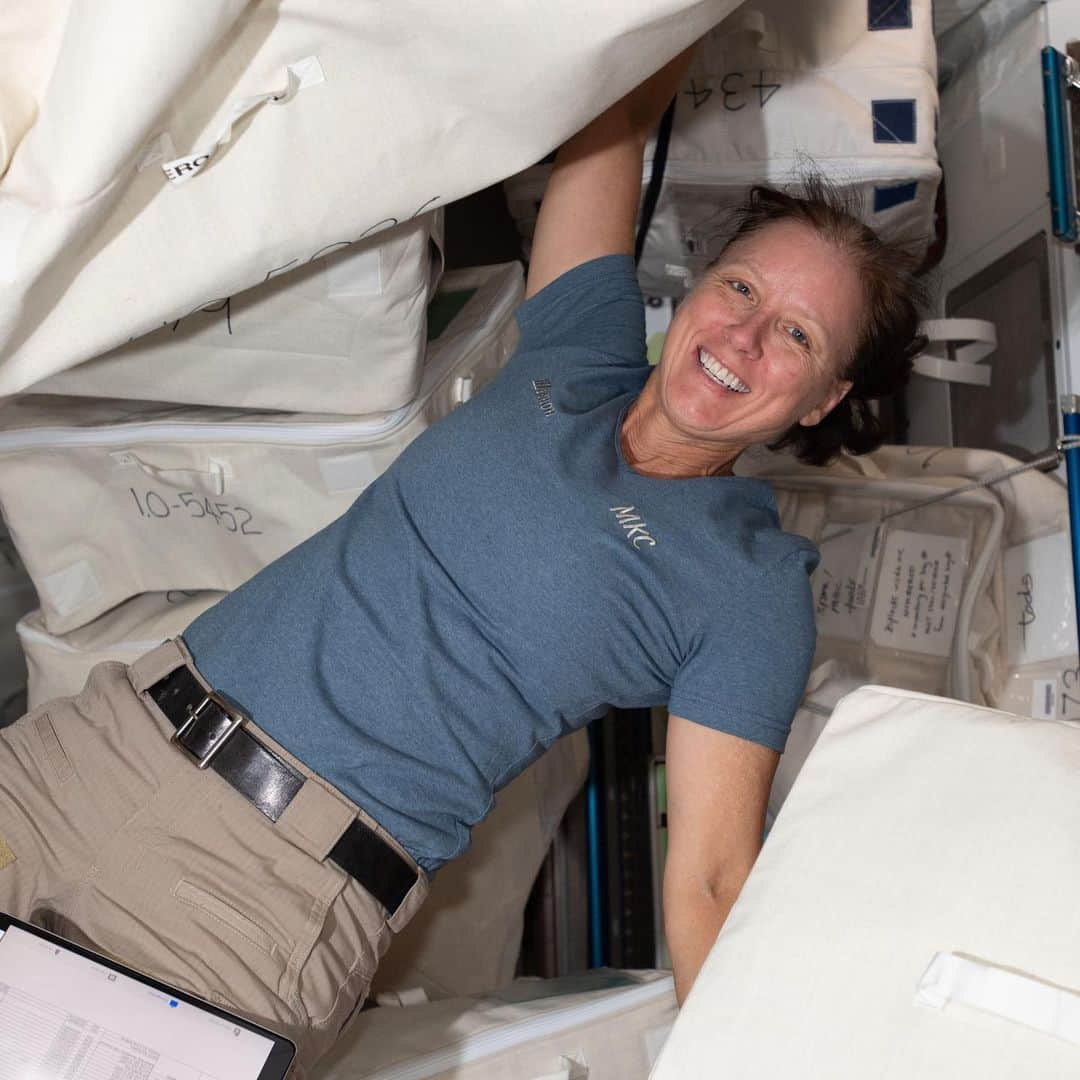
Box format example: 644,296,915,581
667,548,818,753
515,254,646,367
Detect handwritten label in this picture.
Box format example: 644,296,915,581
870,530,968,657
1004,533,1078,666
812,522,880,642
127,487,262,536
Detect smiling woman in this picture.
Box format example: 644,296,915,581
622,178,930,476
524,43,931,1005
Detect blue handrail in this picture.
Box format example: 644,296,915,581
1041,47,1079,243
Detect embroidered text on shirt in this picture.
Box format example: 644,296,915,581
610,506,657,549
531,378,555,416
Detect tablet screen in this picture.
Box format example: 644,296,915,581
0,923,284,1079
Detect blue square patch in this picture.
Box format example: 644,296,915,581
872,99,917,143
873,181,918,213
868,0,912,30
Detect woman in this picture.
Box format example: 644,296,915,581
0,48,924,1075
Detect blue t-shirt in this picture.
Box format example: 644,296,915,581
184,255,818,872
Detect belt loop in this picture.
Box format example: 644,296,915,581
274,781,357,864
129,638,192,696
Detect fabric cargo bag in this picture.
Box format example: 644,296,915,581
743,444,1074,818
373,729,589,1001
30,212,445,415
0,262,523,634
0,0,741,394
652,685,1080,1078
315,970,676,1080
738,445,1005,707
506,0,940,295
17,589,222,708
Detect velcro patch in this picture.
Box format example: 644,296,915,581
0,833,15,870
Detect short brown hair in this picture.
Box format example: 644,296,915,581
716,176,929,465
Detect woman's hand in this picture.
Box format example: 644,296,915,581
525,45,697,299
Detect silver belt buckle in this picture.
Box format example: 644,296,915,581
171,689,248,769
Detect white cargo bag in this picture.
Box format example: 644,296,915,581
373,729,589,1001
18,590,222,708
0,263,523,633
316,970,676,1080
652,686,1080,1079
0,528,36,713
506,0,940,295
760,447,1080,816
0,0,740,394
739,445,1004,705
29,213,445,415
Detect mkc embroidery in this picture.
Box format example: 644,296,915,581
610,506,657,549
531,378,555,416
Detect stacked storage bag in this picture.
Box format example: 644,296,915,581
315,970,676,1080
742,444,1078,818
505,0,940,295
0,0,741,393
17,590,223,707
30,213,445,416
0,263,524,634
652,686,1080,1078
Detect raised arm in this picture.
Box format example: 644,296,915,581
525,46,697,299
663,714,779,1005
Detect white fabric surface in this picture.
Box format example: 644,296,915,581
0,0,739,394
0,263,522,633
316,970,676,1080
18,590,222,707
29,212,445,415
506,0,940,296
652,685,1080,1079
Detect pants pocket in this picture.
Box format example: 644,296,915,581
173,878,279,959
85,769,346,1044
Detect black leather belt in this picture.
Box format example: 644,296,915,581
148,665,417,917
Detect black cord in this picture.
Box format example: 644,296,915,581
635,96,677,265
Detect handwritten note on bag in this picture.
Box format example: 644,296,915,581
869,530,969,657
1003,532,1078,667
812,522,880,642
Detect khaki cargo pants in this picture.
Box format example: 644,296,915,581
0,640,428,1077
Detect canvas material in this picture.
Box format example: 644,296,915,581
18,590,224,707
505,0,939,296
29,212,445,416
739,444,1077,818
371,729,589,1001
19,583,588,1001
315,971,676,1080
0,0,740,395
0,263,522,634
651,685,1080,1078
